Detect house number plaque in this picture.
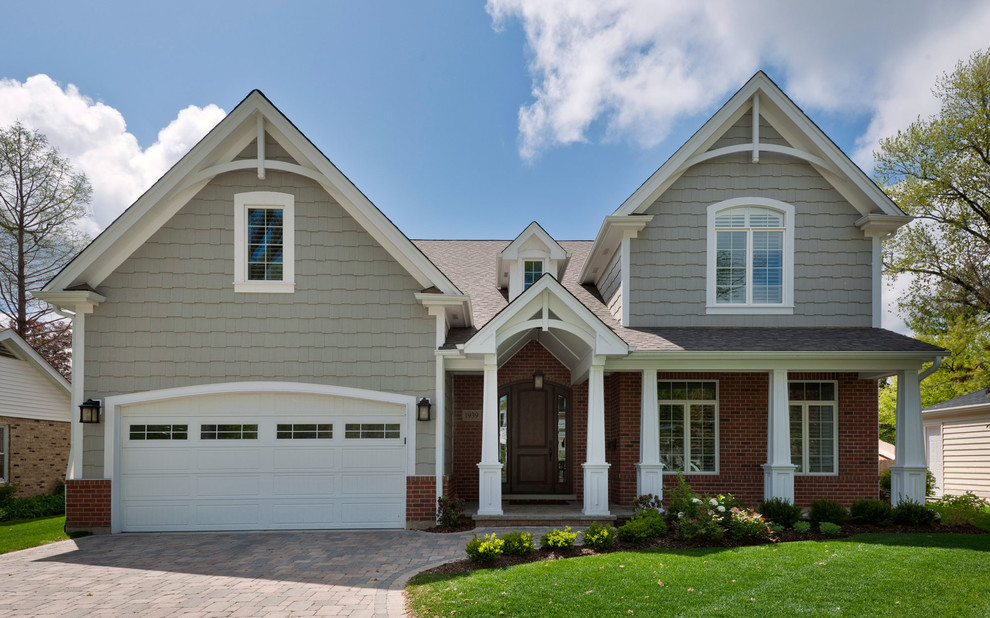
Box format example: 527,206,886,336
462,410,481,422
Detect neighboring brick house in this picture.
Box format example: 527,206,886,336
39,72,945,534
0,330,71,497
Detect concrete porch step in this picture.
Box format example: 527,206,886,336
469,501,633,527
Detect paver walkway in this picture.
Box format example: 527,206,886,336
0,528,485,617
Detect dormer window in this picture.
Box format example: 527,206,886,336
524,261,544,289
706,198,793,314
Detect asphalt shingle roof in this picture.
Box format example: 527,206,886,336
413,239,945,355
923,386,990,412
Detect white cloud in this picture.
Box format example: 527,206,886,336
487,0,990,163
0,75,225,236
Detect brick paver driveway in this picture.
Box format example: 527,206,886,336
0,529,474,617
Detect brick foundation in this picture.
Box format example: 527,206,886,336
1,416,69,497
406,475,451,528
65,479,111,531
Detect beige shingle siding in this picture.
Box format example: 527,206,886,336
941,418,990,498
598,248,622,321
628,155,872,327
233,133,299,164
82,170,437,477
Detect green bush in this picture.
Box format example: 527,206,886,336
809,499,849,525
768,523,784,534
727,507,772,540
0,493,65,521
666,471,701,519
632,493,663,514
850,498,892,525
757,497,802,527
540,526,577,549
706,493,740,525
583,522,617,549
674,511,724,542
465,533,504,562
793,520,811,534
436,495,465,528
930,492,990,526
819,522,842,537
879,468,938,498
501,531,535,556
618,510,667,543
891,499,937,526
0,484,17,506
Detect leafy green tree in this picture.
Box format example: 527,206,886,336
0,123,90,362
875,49,990,321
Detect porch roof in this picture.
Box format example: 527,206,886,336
413,239,945,356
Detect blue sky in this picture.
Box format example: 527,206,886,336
2,1,990,329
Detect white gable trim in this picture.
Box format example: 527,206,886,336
0,330,71,398
44,92,461,296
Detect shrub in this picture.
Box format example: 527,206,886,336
465,533,504,562
501,531,535,556
632,493,663,514
793,520,811,534
891,499,937,526
436,495,465,528
618,510,667,543
809,499,848,525
674,511,724,542
930,492,990,526
540,526,577,549
706,493,740,525
583,522,617,549
0,484,17,506
666,471,701,519
727,507,772,540
0,493,65,521
757,497,802,528
819,522,842,537
768,523,784,534
849,498,892,525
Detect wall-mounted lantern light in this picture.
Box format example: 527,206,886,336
533,370,545,391
79,399,102,424
417,397,432,422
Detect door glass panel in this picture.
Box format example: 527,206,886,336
557,395,567,484
499,394,508,483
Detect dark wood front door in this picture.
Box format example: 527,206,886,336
502,382,571,494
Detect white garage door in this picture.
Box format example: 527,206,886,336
117,390,407,532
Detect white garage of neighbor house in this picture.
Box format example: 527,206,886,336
106,382,417,533
923,387,990,499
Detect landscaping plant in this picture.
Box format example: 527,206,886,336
465,533,504,562
890,499,937,526
618,509,667,542
632,493,663,514
0,493,65,522
793,521,811,534
930,492,990,528
809,498,849,525
727,507,772,540
757,497,802,528
582,522,617,549
436,495,465,528
501,531,535,556
540,526,577,549
818,521,842,537
849,498,892,525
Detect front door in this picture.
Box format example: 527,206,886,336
500,382,571,494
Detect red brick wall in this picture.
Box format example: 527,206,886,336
65,479,111,529
406,475,451,523
608,372,641,506
1,416,69,497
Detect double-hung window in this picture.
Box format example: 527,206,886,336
658,380,718,473
706,199,793,313
789,381,838,474
234,192,295,293
523,260,543,289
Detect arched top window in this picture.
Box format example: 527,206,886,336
706,199,794,314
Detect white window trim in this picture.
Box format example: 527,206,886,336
658,381,720,475
234,191,295,293
789,380,839,476
0,423,8,485
706,197,794,314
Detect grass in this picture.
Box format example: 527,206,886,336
0,516,83,555
408,533,990,616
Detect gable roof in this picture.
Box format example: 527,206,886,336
43,90,461,297
923,387,990,413
0,329,71,395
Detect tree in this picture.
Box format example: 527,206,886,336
0,123,90,362
875,49,990,323
3,317,72,378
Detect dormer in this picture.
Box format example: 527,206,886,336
496,222,571,301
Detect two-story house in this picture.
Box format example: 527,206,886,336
38,73,945,533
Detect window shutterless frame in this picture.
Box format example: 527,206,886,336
657,380,719,474
233,191,295,293
788,380,839,475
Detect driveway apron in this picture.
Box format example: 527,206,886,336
0,529,474,617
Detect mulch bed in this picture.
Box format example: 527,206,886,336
419,522,987,576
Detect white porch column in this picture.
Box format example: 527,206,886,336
636,368,664,498
477,354,503,515
891,369,927,505
67,310,85,480
583,355,610,516
763,368,796,503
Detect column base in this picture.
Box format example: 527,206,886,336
762,463,796,503
582,462,611,516
476,462,503,516
635,462,665,500
889,465,928,506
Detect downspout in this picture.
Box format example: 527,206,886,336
918,356,942,381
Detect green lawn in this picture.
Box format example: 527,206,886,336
408,534,990,616
0,516,81,554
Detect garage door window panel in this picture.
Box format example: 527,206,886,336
277,424,333,439
201,424,259,440
130,424,188,440
345,423,400,439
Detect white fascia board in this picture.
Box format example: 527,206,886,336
922,404,990,419
414,293,473,329
498,222,568,261
0,330,71,396
607,350,946,373
855,214,914,238
579,215,653,284
32,290,106,314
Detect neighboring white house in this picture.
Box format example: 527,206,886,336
0,330,71,497
923,387,990,499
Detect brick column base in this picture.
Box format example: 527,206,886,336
65,479,111,534
406,475,451,529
